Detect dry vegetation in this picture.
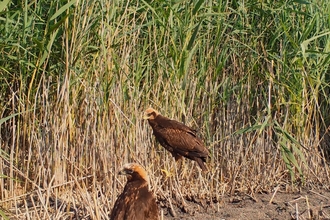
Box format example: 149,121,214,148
0,0,330,219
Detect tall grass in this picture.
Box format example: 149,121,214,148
1,0,330,218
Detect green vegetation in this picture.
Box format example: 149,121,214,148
1,0,329,218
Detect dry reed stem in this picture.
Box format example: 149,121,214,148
1,1,330,219
269,186,280,204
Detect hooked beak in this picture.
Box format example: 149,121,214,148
118,168,132,175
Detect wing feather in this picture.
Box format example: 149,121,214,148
110,181,159,220
148,112,210,171
156,127,208,158
155,115,197,136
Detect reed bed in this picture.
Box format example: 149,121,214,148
0,0,329,219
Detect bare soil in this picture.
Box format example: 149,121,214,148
5,187,330,219
161,189,330,220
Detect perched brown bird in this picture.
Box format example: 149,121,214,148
143,107,209,171
110,163,159,220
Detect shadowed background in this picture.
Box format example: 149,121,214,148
0,0,330,219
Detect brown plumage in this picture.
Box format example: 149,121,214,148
110,163,159,220
143,107,210,171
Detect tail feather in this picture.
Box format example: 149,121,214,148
195,157,208,171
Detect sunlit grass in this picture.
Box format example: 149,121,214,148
0,0,329,218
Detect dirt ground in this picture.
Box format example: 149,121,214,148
161,189,330,220
5,187,330,219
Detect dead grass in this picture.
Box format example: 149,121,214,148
1,0,330,219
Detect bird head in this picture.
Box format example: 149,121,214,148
143,107,159,120
119,163,149,182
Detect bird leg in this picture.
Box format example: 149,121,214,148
173,155,186,178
